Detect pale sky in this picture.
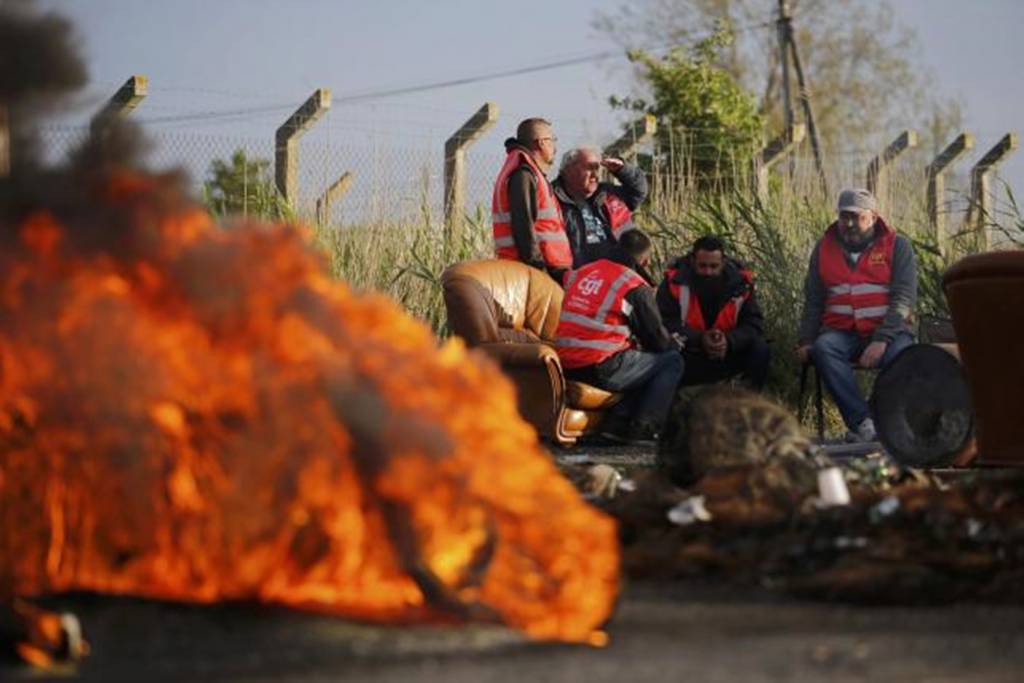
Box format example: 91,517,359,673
32,0,1024,220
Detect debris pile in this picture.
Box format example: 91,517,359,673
560,387,1024,604
565,454,1024,604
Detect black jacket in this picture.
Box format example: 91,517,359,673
656,255,765,354
551,163,648,269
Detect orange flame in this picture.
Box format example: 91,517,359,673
0,171,619,643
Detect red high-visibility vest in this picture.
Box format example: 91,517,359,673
602,194,634,240
818,219,896,336
666,268,754,332
555,259,646,369
492,148,571,269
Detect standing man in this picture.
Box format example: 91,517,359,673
555,229,684,446
492,117,572,283
797,188,917,442
656,235,770,389
552,146,648,268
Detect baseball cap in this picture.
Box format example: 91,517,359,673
837,188,877,214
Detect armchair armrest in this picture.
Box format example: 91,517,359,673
475,342,566,438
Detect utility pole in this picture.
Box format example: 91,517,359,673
777,0,794,131
777,1,828,198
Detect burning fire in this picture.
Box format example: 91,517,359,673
0,170,619,644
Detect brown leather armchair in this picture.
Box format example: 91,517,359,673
441,259,621,446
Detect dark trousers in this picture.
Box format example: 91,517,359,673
568,349,684,427
680,336,770,390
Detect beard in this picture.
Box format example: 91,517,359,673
693,273,726,298
839,224,876,251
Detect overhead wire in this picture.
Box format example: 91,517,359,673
133,17,777,127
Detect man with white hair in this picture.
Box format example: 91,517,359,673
552,147,648,269
796,188,917,442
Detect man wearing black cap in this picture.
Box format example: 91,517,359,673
796,188,917,442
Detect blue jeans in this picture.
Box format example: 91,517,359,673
579,349,684,427
810,329,914,429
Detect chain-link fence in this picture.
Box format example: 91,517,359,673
36,118,1019,242
38,122,505,226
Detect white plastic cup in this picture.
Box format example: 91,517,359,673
817,466,851,506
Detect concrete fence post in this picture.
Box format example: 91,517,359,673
443,101,498,234
926,132,974,250
603,114,657,160
90,75,147,136
969,133,1019,246
316,172,354,226
275,88,331,210
754,124,805,201
865,129,917,206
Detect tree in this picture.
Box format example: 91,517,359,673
595,0,962,155
203,149,291,220
612,28,765,188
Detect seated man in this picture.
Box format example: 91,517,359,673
555,229,683,446
552,147,648,269
797,188,916,443
656,235,770,389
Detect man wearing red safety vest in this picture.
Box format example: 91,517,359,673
555,229,684,446
656,235,770,389
797,188,917,443
491,118,572,283
552,146,648,269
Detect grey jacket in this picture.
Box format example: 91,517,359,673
797,225,917,345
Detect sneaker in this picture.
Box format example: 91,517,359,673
844,417,877,443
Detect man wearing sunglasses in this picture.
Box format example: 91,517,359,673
552,146,648,269
492,118,572,284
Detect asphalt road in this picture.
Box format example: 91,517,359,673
6,582,1024,682
8,446,1019,682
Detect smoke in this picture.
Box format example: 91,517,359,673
0,0,153,224
0,1,86,170
0,1,86,103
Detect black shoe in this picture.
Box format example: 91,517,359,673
625,420,661,448
600,420,660,448
598,415,631,444
598,427,632,445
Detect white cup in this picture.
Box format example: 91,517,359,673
817,467,851,506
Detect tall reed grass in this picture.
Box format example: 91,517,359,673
291,158,1020,422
